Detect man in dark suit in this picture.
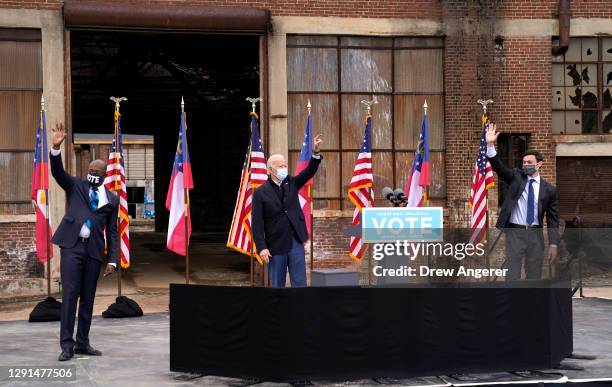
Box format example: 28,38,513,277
485,123,559,280
252,134,323,287
50,123,118,361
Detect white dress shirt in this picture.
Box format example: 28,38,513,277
486,145,540,226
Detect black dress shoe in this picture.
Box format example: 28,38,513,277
58,348,74,361
74,345,102,356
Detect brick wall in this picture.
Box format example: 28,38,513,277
0,222,44,280
3,0,612,19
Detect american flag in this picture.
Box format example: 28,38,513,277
227,112,267,262
31,107,52,263
348,115,374,261
104,111,130,268
468,116,495,244
295,113,313,237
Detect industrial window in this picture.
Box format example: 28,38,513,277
286,36,444,211
0,28,42,215
552,37,612,134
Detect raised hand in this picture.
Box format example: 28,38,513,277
51,123,67,149
485,123,499,145
313,134,323,153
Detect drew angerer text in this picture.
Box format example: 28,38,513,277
373,265,508,279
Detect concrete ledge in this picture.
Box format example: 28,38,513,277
0,278,48,300
0,215,35,223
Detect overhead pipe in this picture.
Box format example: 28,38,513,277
552,0,571,56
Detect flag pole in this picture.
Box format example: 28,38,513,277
477,99,494,272
110,96,127,296
181,97,191,285
423,101,433,270
361,98,377,286
307,100,315,276
41,95,52,297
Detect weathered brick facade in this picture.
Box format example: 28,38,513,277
0,222,45,294
1,0,611,287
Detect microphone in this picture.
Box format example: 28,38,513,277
382,187,396,202
393,188,408,203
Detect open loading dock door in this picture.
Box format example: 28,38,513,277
65,2,268,287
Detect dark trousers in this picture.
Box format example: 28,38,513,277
60,240,101,350
505,227,545,280
268,236,306,288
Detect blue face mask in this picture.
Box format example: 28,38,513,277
276,168,288,181
522,164,537,176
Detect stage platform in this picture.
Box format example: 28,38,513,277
0,298,610,386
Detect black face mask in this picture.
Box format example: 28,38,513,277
87,172,104,187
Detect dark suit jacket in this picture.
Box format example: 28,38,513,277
252,156,322,255
50,152,119,264
488,154,559,245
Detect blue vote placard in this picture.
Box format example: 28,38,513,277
361,207,443,242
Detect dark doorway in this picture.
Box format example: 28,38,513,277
496,134,529,207
70,30,260,235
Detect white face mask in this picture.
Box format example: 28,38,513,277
276,167,288,181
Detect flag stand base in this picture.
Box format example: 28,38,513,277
102,296,143,318
28,296,61,322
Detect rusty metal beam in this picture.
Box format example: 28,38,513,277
64,1,270,33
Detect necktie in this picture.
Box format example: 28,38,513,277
526,179,535,225
86,189,99,230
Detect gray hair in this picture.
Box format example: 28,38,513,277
266,154,285,169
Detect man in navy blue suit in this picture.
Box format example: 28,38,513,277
49,123,119,361
485,123,559,280
252,134,323,287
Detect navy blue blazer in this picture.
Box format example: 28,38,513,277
50,152,119,264
252,156,322,255
488,154,559,245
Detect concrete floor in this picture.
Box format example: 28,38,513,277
0,297,611,386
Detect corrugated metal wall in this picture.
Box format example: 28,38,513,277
0,29,42,215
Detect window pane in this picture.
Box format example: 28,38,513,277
603,110,612,134
287,47,338,92
340,37,392,47
565,111,582,134
289,150,340,199
0,41,42,89
394,49,443,93
604,86,612,109
340,48,392,92
552,111,565,134
372,152,393,194
552,64,566,86
313,151,340,198
0,151,34,213
565,38,581,62
564,64,582,87
394,95,444,150
313,199,341,210
0,91,41,150
581,64,596,86
341,152,392,198
286,35,337,47
581,38,598,61
582,86,597,108
565,87,581,109
603,38,612,61
582,110,598,134
288,94,339,150
341,94,391,150
394,37,444,48
552,87,565,109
